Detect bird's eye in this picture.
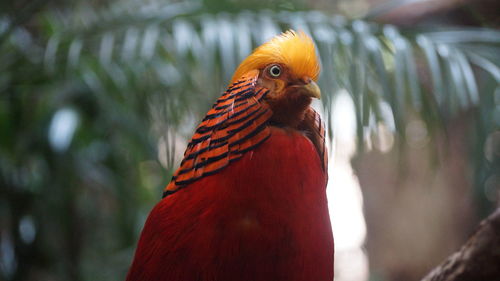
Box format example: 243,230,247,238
268,65,282,78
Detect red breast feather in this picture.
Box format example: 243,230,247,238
126,127,333,281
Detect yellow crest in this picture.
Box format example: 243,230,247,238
230,30,320,84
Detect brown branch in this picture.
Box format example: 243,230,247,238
421,208,500,281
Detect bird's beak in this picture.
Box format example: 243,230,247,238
297,80,321,99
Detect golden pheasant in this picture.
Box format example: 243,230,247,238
126,30,334,281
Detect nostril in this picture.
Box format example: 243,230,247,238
301,77,312,84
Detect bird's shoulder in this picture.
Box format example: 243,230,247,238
163,72,327,197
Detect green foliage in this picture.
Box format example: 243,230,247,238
0,1,498,280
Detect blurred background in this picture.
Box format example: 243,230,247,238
0,0,499,280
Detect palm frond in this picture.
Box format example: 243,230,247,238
1,3,499,281
11,5,498,143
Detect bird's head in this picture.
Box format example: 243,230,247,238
231,30,321,127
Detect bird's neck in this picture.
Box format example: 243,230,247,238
266,94,312,128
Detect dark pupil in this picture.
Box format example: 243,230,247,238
271,66,280,76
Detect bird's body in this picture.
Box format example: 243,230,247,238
126,127,332,281
126,31,334,281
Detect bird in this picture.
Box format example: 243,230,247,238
126,30,334,281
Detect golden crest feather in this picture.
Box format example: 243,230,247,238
163,31,325,197
230,30,320,84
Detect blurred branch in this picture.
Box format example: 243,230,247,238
421,208,500,281
0,0,48,45
367,0,500,27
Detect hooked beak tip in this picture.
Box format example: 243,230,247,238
301,80,321,99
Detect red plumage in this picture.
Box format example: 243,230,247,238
126,128,333,281
126,30,334,281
